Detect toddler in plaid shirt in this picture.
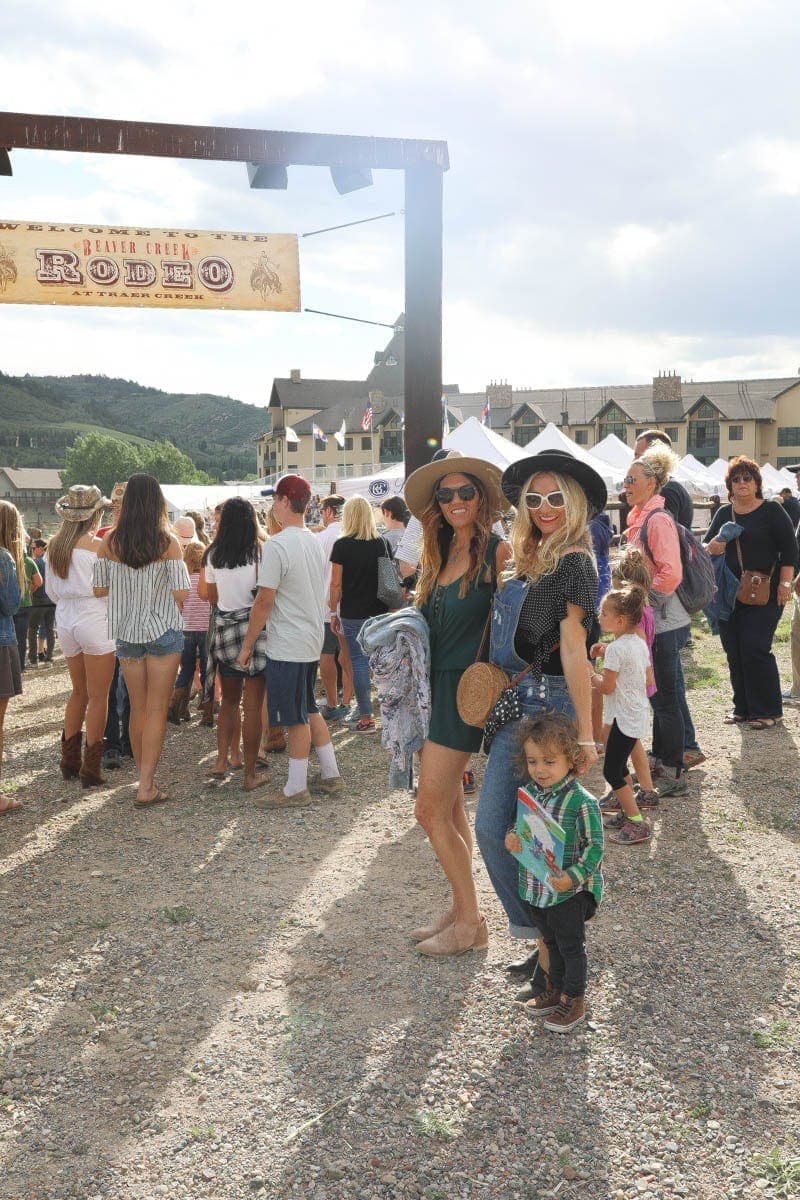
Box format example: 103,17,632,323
504,714,603,1034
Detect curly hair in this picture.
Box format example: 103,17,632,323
183,541,205,575
513,713,585,776
415,473,493,607
611,545,652,593
633,444,678,491
0,500,26,590
724,455,763,500
601,584,645,629
506,471,593,583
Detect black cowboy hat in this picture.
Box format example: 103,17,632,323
501,449,607,516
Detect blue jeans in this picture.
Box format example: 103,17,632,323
116,628,184,659
175,630,207,689
341,617,372,717
649,626,690,771
475,674,575,939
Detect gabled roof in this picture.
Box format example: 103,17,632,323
365,317,405,394
269,378,367,411
0,467,63,490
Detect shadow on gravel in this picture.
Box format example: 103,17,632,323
0,721,384,1199
729,724,800,844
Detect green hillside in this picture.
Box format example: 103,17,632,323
0,371,269,479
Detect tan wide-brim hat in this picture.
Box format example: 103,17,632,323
55,484,112,523
403,451,506,520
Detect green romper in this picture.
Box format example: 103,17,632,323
420,534,501,753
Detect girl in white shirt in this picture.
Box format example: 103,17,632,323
590,586,654,846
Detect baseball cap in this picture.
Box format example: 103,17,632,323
273,473,311,505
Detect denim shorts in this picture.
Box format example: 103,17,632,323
116,628,184,659
265,658,319,726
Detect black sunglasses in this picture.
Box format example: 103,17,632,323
730,472,754,483
435,484,478,504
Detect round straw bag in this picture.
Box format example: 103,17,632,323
457,661,511,729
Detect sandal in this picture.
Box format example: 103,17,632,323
723,713,748,724
747,717,782,730
134,790,169,807
0,795,22,815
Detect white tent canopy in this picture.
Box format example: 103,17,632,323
592,433,634,471
522,423,624,490
161,483,268,521
444,416,528,467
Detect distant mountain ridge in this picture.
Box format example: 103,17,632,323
0,371,268,479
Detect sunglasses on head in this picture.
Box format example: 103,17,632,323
435,483,478,504
525,490,566,510
730,472,754,483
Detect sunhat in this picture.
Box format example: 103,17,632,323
403,451,505,519
173,515,199,545
110,481,127,504
501,449,607,516
54,484,112,522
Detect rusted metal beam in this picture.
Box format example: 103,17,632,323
0,112,449,171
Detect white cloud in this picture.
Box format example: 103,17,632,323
605,223,671,274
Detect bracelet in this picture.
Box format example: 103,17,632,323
577,740,596,746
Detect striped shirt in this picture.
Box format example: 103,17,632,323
93,556,190,643
182,572,211,632
518,774,604,909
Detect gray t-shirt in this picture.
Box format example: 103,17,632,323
258,526,326,662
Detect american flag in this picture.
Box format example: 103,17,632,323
312,422,328,445
481,396,491,426
361,401,373,431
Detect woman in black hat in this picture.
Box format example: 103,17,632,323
475,450,603,966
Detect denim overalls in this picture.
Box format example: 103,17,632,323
475,577,576,939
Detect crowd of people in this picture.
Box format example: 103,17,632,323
2,428,799,1034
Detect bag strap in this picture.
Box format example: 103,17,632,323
735,538,744,575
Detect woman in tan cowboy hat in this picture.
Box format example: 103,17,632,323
46,485,117,788
405,452,512,957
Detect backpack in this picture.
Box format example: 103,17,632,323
640,510,717,615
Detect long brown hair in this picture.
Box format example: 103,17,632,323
0,500,25,590
109,473,170,568
415,473,492,606
48,512,102,579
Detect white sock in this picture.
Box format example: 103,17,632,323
284,757,309,797
315,740,339,780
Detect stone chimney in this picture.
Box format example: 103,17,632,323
652,370,681,404
486,379,513,407
290,368,301,384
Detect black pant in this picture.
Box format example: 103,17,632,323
104,659,131,753
27,605,55,661
603,719,637,790
13,611,30,670
719,600,783,720
530,891,596,997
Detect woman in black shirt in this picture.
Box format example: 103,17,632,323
704,456,796,728
329,496,391,734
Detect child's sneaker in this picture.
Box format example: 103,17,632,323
634,787,660,809
598,790,621,814
354,717,377,734
462,769,476,794
602,810,625,830
520,981,561,1018
607,817,652,845
544,993,586,1034
657,767,688,797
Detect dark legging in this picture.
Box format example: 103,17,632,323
603,720,637,790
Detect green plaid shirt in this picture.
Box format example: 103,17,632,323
517,774,604,909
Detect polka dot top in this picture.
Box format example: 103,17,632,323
513,550,598,674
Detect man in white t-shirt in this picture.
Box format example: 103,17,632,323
315,494,354,720
237,474,343,807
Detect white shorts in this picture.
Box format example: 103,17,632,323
57,605,115,658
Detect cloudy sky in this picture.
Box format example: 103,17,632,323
2,0,800,408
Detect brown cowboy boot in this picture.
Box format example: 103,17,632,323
60,731,83,781
199,698,214,727
178,689,192,721
167,685,189,726
79,740,106,788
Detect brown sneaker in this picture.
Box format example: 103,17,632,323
544,993,586,1034
253,788,314,809
520,980,561,1018
310,775,346,797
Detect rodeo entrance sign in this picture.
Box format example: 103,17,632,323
0,219,300,312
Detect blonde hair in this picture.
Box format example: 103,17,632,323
183,541,205,574
507,472,593,582
48,512,101,579
0,500,26,590
341,495,378,541
611,545,652,592
415,473,493,607
634,445,678,491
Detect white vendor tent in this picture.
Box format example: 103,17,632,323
592,433,634,471
522,423,624,490
708,458,729,481
161,483,268,522
760,462,792,497
444,416,528,467
672,454,726,497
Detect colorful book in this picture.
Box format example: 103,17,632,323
509,785,567,893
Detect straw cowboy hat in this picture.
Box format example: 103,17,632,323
501,448,607,517
403,451,505,520
54,484,112,522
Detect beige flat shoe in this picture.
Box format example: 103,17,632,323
416,917,488,957
409,909,456,943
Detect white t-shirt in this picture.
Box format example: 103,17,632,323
257,526,326,662
204,552,260,611
603,633,651,740
315,519,342,623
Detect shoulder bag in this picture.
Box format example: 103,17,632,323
376,537,404,610
735,539,773,606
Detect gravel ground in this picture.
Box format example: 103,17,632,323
1,619,798,1200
